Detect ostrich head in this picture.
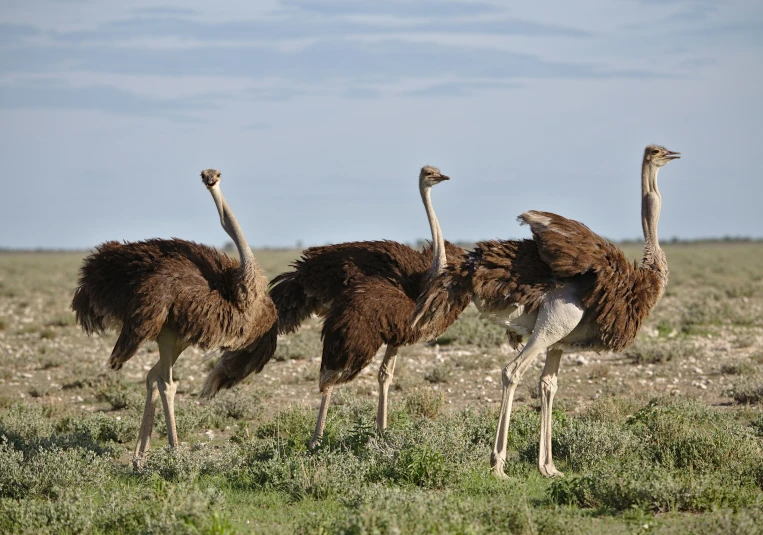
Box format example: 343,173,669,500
419,165,450,189
644,145,680,167
201,169,221,188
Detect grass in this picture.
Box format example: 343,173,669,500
1,243,763,534
1,394,762,534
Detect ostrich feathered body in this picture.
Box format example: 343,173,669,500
71,238,277,390
414,211,666,352
269,239,467,389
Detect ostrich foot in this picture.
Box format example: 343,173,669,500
538,463,564,478
309,435,322,450
490,453,508,479
491,466,509,479
132,454,147,471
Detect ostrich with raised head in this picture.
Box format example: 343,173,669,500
72,169,277,469
269,165,466,448
412,145,680,477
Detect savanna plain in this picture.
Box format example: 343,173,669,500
1,242,763,535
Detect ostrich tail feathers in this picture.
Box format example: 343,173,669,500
199,323,278,399
269,271,315,335
71,286,106,335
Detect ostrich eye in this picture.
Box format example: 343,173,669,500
651,149,660,155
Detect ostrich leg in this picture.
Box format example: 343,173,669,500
538,348,564,477
376,345,399,432
490,338,547,478
491,288,583,478
133,363,160,470
310,385,334,449
156,328,185,450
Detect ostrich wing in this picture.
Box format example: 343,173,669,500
519,210,663,351
321,276,422,386
470,238,558,313
518,210,616,278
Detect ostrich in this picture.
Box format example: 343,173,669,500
71,169,277,469
269,166,465,448
412,145,680,477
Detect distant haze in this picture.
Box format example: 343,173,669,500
1,0,762,249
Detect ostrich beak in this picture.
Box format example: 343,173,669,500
435,174,450,182
664,150,681,160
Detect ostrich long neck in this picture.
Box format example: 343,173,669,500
640,161,666,280
210,186,257,279
421,185,446,279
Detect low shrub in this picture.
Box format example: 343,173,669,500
273,328,321,361
96,376,144,411
549,460,760,513
404,387,445,419
731,376,763,404
625,336,692,364
0,483,229,535
0,441,113,499
437,306,507,347
57,412,139,444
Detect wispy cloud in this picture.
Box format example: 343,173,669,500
2,40,660,81
0,23,42,44
343,87,381,99
403,79,522,97
281,0,500,18
131,6,199,17
38,14,590,45
0,80,216,116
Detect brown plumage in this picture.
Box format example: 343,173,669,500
412,145,680,478
269,166,467,448
72,239,275,367
415,216,664,353
412,239,558,348
520,210,665,351
71,169,277,469
272,240,466,384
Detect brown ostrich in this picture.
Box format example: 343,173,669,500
269,166,466,448
412,145,680,477
71,169,277,469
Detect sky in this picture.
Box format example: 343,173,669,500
1,0,762,249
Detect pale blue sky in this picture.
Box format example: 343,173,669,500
1,0,761,249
